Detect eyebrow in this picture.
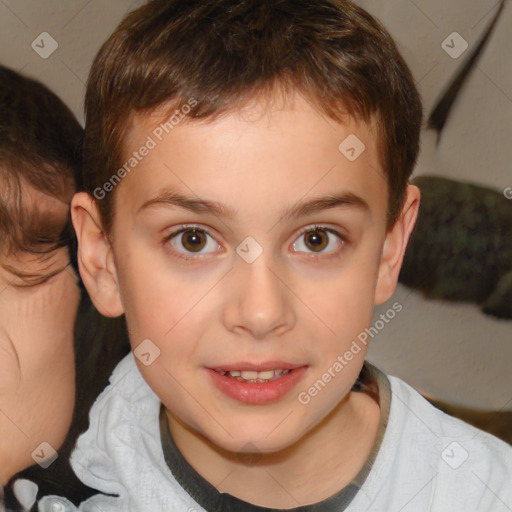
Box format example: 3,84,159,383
137,189,369,221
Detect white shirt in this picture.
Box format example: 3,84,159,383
38,354,512,512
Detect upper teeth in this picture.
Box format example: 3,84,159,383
219,369,290,380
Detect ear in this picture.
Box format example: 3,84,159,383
374,184,420,305
71,192,124,317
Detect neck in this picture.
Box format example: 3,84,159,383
167,390,380,508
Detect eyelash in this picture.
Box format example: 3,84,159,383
162,224,347,262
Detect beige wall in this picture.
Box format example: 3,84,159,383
0,0,510,409
358,0,512,409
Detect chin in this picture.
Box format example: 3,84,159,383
199,417,304,457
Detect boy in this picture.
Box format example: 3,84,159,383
54,0,512,510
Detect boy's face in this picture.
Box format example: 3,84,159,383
74,91,418,455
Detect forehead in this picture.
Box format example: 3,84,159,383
0,179,70,245
115,92,387,225
0,183,71,285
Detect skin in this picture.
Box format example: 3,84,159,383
0,188,79,484
72,91,419,508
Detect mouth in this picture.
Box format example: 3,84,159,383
206,363,308,404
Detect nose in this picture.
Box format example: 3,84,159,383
222,256,296,340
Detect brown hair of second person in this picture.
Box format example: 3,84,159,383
83,0,423,235
0,65,82,285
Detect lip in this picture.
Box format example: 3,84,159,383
205,365,308,404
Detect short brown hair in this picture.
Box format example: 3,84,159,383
84,0,423,233
0,65,83,285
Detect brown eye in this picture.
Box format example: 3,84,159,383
181,229,207,252
292,226,343,255
168,227,220,257
304,229,328,252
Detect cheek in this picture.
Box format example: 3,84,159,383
298,261,379,345
0,323,75,476
24,349,76,444
115,239,225,340
0,276,79,387
119,268,202,343
0,329,21,395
